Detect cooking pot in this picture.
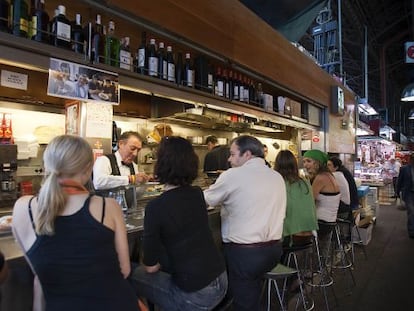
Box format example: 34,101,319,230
1,180,16,192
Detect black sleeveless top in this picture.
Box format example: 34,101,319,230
26,195,138,311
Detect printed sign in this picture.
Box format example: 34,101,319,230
1,70,28,90
47,58,120,105
405,42,414,63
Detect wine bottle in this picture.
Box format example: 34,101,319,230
112,121,119,153
0,0,9,32
184,52,194,87
48,7,58,45
147,38,158,77
175,52,183,85
215,66,224,97
104,20,120,67
31,0,49,43
238,73,245,102
134,31,147,74
158,41,167,80
223,68,230,99
207,63,214,93
53,5,71,49
233,71,239,101
90,14,103,64
166,45,175,83
11,0,29,37
71,13,84,54
119,37,132,71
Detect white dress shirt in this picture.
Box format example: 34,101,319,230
93,151,139,190
204,157,287,244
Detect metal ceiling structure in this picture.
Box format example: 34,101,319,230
240,0,414,138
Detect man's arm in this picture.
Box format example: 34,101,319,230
93,155,129,190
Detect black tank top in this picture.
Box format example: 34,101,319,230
26,195,138,311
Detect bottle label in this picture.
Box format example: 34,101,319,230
186,69,193,87
217,80,224,97
239,86,244,101
57,21,71,42
120,50,132,70
20,18,28,33
148,56,158,76
234,86,239,99
167,63,175,82
31,16,38,36
208,74,213,90
162,60,168,80
225,82,230,98
138,48,146,68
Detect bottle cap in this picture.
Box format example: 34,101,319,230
76,14,81,25
185,53,190,59
159,42,164,48
96,14,101,25
167,46,172,52
125,37,130,46
109,21,115,31
150,38,156,45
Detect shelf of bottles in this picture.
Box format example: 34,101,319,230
0,0,315,129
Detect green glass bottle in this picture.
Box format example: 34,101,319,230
11,0,29,37
104,20,120,67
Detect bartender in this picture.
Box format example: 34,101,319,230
93,131,150,209
203,135,230,172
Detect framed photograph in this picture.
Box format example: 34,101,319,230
47,58,120,105
65,101,80,135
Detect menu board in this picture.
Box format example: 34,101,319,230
85,102,113,138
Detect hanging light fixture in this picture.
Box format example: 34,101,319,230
408,108,414,119
401,83,414,101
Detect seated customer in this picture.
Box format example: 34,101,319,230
12,135,140,311
131,136,227,311
327,157,351,220
302,149,340,237
330,156,359,210
275,150,318,247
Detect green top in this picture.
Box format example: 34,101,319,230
283,178,318,237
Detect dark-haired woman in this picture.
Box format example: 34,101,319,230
275,150,318,247
130,136,227,311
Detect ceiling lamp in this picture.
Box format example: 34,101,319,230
401,83,414,101
408,108,414,119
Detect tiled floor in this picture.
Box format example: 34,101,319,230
264,199,414,310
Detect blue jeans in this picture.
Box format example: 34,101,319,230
223,241,282,311
402,192,414,236
130,266,227,311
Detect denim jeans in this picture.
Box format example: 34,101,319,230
402,192,414,236
223,242,282,311
130,266,227,311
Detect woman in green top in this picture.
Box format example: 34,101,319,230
274,150,318,246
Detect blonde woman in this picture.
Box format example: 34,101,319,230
12,135,140,311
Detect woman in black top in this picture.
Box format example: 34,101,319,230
130,136,228,311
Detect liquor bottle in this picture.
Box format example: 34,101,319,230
227,69,234,100
147,38,158,77
175,52,183,85
104,20,120,67
184,52,194,87
10,0,29,37
119,37,132,71
135,31,147,74
215,66,224,97
90,14,103,64
71,14,84,54
248,79,256,105
256,82,263,107
30,0,48,42
207,63,214,93
238,73,245,102
0,0,9,32
48,7,57,44
223,68,230,99
166,45,175,83
157,42,167,79
233,71,239,101
243,76,249,103
53,5,71,49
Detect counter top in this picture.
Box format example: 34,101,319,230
1,206,221,261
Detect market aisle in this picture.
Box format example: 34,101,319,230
334,201,414,311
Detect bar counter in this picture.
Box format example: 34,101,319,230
0,205,221,311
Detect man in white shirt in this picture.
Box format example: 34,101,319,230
93,131,150,209
204,135,286,311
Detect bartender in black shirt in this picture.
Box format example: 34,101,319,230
203,135,230,172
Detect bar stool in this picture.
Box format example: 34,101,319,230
282,241,315,311
264,263,299,311
306,228,336,311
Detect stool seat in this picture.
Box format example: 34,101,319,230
265,263,298,280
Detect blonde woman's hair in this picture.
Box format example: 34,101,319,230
36,135,93,235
